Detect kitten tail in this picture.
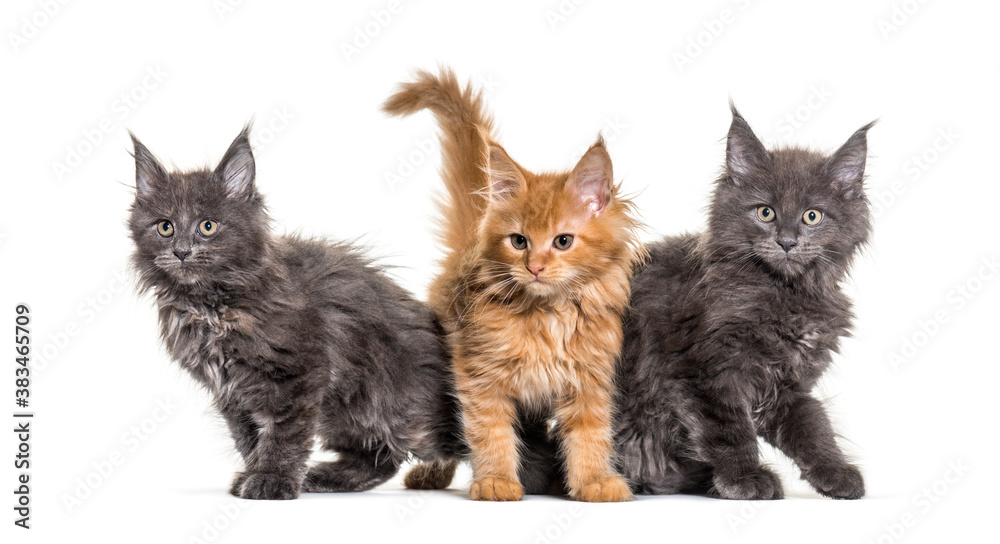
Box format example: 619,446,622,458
383,68,496,258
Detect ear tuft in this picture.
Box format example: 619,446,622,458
130,132,167,197
215,124,256,199
825,120,876,199
726,102,770,184
485,140,523,201
568,136,613,214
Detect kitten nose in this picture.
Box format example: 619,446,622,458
776,238,798,253
527,263,545,277
174,249,192,262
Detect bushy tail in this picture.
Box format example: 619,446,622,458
383,68,495,258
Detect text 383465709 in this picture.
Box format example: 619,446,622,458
14,304,32,530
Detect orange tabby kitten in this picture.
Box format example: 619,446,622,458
385,69,643,502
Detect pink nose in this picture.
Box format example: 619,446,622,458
528,264,545,276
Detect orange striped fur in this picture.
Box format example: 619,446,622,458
385,69,644,501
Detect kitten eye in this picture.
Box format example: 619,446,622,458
553,234,574,250
802,209,823,226
156,220,174,237
756,206,776,223
198,219,219,237
510,234,527,250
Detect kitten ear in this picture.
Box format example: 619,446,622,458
214,124,256,199
568,136,613,215
485,141,524,201
825,120,876,199
130,132,167,198
726,102,770,185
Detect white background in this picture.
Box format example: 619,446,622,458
3,1,998,543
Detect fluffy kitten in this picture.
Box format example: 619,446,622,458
128,126,464,500
385,69,644,502
614,105,873,500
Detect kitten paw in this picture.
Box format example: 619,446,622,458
404,460,458,490
238,472,300,500
712,466,784,500
469,477,523,501
571,475,634,502
804,463,865,500
229,472,249,496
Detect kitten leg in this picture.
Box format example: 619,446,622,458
218,407,261,496
304,448,403,492
556,381,633,502
460,383,523,501
235,402,318,500
693,393,783,500
403,458,459,490
761,393,865,499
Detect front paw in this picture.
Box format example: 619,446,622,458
712,466,784,500
571,475,634,503
229,472,249,496
238,472,301,500
470,477,523,501
803,463,865,500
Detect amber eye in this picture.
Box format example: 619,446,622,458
553,234,574,250
756,206,776,223
510,234,527,250
803,209,823,226
198,219,219,237
156,220,174,237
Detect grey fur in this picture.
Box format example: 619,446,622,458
127,126,464,500
614,106,874,500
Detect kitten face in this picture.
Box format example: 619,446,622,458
128,127,269,290
711,107,874,278
477,139,630,299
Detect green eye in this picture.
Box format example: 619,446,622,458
156,220,174,237
553,234,574,250
756,206,775,223
803,209,823,226
510,234,527,250
198,219,219,237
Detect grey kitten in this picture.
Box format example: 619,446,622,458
614,105,874,499
127,126,464,500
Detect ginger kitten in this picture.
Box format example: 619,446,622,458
385,69,643,502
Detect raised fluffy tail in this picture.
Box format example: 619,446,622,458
383,68,495,258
